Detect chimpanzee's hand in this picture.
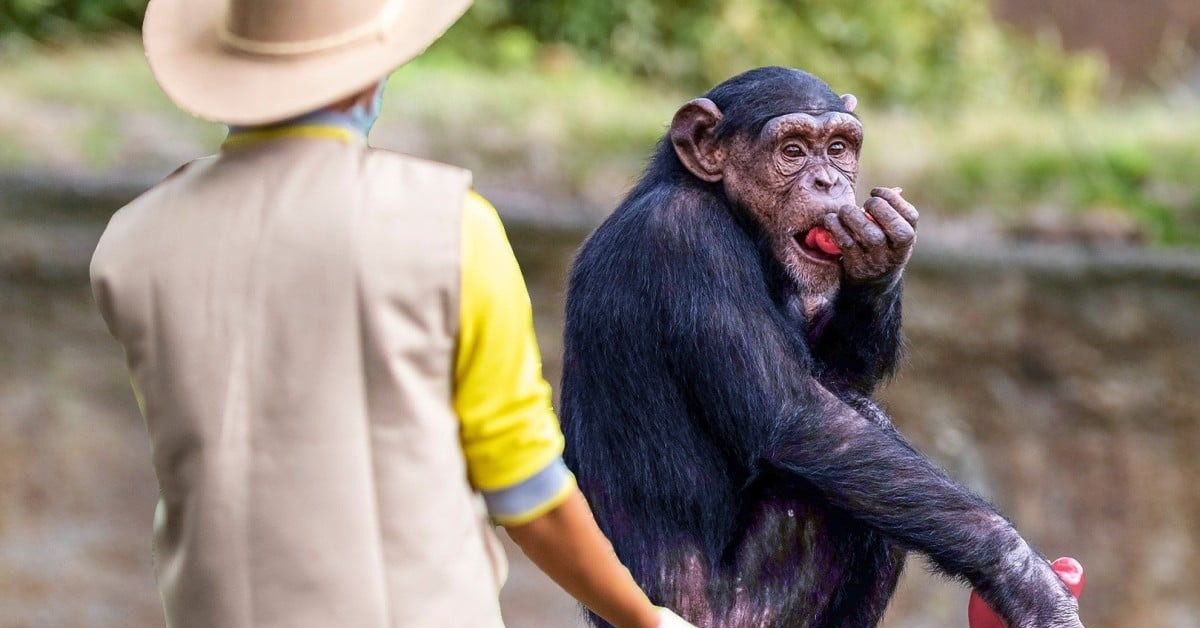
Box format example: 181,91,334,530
1023,595,1085,628
1039,581,1087,628
984,554,1086,628
824,187,918,285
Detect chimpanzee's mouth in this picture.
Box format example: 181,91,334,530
795,228,842,264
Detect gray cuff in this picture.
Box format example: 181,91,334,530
481,457,574,523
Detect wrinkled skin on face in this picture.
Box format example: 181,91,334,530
669,95,919,303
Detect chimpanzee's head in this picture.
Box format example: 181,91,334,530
670,67,861,297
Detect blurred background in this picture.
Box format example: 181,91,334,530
1,1,1198,627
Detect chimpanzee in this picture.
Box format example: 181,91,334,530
559,67,1084,628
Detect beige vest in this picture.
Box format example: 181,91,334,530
90,138,508,628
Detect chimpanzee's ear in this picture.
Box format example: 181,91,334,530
670,98,725,183
840,94,857,113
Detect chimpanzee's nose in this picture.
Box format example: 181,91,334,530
809,164,842,194
812,168,834,192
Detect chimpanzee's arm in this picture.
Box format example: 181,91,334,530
810,276,904,394
658,210,1080,628
685,318,1078,627
768,388,1079,628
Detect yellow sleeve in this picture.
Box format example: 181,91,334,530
456,192,572,523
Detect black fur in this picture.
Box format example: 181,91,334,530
561,68,1068,628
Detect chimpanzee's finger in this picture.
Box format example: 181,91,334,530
864,196,915,250
823,212,858,254
870,187,919,227
835,203,886,250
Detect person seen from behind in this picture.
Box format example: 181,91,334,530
89,0,695,626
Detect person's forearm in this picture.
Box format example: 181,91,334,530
504,488,661,628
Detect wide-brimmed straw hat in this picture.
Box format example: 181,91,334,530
143,0,473,126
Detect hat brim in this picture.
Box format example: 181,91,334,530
143,0,472,126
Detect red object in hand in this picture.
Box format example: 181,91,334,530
1050,557,1085,598
805,227,841,255
803,209,882,256
967,557,1084,628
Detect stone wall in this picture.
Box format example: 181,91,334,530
877,245,1200,628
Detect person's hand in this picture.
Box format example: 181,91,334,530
825,186,918,285
656,606,699,628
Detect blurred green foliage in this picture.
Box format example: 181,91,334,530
0,0,143,42
917,108,1200,245
3,0,1105,108
445,0,1107,109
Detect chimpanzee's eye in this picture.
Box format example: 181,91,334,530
828,140,847,156
783,144,804,158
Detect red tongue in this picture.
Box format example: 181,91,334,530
804,227,841,255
